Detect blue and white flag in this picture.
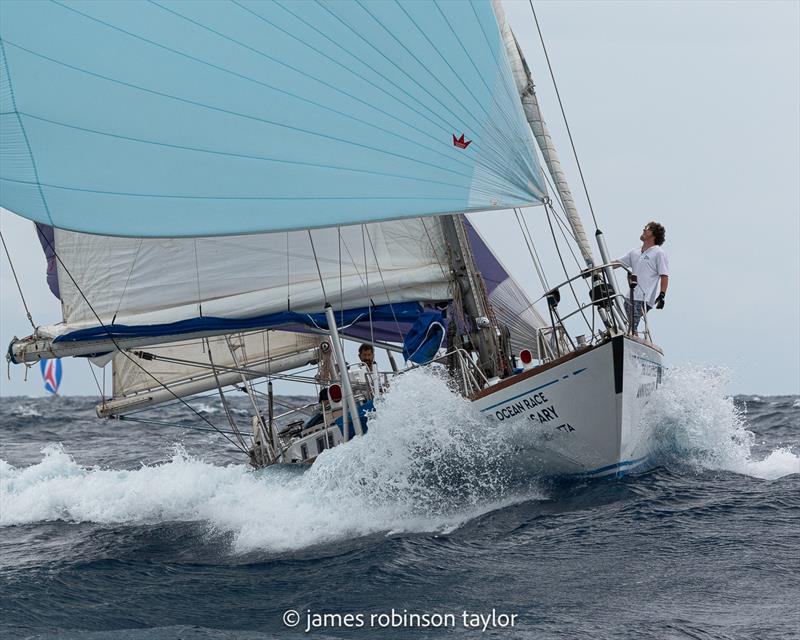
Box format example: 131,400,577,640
39,359,62,395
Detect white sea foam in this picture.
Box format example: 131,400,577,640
0,370,537,552
646,365,800,480
11,404,43,418
192,402,219,415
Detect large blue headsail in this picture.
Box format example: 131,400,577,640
0,0,546,237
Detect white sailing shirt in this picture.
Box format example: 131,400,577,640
618,245,669,306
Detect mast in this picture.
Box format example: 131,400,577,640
440,215,506,380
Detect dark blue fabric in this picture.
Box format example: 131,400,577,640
53,303,426,344
402,311,446,364
335,400,375,440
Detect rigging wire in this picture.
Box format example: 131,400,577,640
338,226,344,326
33,231,248,453
112,238,143,323
420,218,449,280
307,229,328,302
364,226,405,344
550,205,586,275
117,414,246,439
528,0,600,230
540,168,577,243
545,204,593,332
0,229,36,330
286,232,291,310
362,225,375,350
514,208,549,292
206,336,248,451
86,359,104,401
539,170,588,275
192,238,203,317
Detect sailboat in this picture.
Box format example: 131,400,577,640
1,0,663,478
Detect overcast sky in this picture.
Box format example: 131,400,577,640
1,0,798,397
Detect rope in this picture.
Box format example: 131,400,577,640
364,226,405,343
0,229,36,330
206,337,248,451
529,0,600,230
87,359,104,401
112,238,143,323
118,414,245,438
514,208,549,291
34,231,247,454
420,218,449,280
307,229,327,302
545,204,593,332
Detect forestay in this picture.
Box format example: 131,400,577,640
0,0,546,237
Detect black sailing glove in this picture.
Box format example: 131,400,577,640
655,292,666,309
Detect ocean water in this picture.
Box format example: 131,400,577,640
1,367,798,640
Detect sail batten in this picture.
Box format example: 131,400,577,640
0,0,546,237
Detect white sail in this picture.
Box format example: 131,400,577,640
112,331,320,398
49,219,450,338
97,330,322,417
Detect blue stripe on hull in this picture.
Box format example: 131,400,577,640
577,456,654,479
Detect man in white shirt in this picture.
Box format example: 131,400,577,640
349,343,387,399
617,222,669,334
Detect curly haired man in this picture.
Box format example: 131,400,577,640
617,222,669,334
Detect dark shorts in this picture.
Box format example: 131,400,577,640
625,299,648,330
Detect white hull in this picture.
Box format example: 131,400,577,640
471,336,663,478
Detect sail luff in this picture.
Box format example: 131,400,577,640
492,1,595,268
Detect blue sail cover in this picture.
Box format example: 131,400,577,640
402,311,446,364
0,0,546,237
52,302,426,345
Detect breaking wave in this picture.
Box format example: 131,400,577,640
1,366,796,553
0,370,538,553
646,365,799,480
10,404,43,418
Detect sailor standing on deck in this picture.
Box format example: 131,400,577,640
617,222,669,334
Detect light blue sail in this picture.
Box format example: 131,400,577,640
0,0,546,237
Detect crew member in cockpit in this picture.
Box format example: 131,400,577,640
358,343,375,370
351,343,387,399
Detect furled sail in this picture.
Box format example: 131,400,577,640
0,0,546,237
98,330,322,417
493,0,595,267
8,218,451,363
